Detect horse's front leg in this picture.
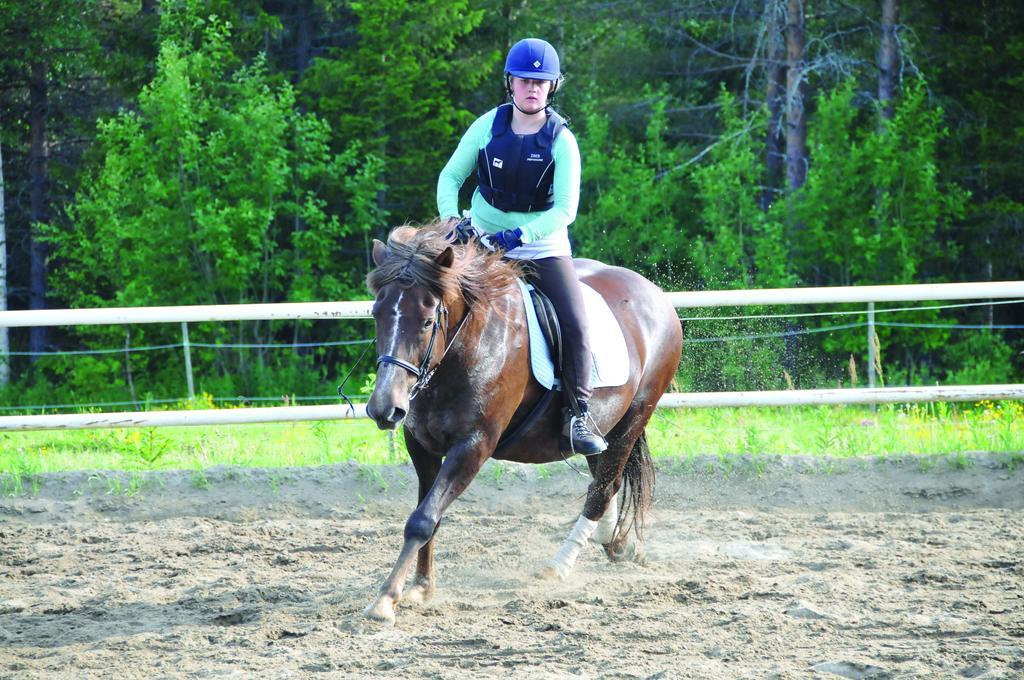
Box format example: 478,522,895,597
399,436,441,607
364,437,489,624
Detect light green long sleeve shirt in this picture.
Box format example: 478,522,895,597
437,107,580,247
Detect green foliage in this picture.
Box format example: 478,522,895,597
573,87,695,285
789,78,869,287
793,77,968,287
31,4,387,405
680,90,794,391
790,77,971,372
300,0,494,220
3,0,1020,407
691,88,794,291
942,331,1017,385
49,12,383,310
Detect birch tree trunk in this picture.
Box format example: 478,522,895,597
785,0,807,191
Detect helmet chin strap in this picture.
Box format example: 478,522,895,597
506,75,552,116
510,94,547,116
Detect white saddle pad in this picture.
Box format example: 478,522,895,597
517,279,629,390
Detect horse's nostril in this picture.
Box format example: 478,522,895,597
390,407,407,423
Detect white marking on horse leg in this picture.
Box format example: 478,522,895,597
541,515,598,580
591,488,621,545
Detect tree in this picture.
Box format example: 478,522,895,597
686,89,794,390
571,88,695,284
762,0,787,210
0,0,102,359
0,139,7,388
791,77,968,380
300,0,493,222
784,0,808,191
42,6,385,397
877,0,900,121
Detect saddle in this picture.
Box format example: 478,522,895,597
496,279,628,452
516,279,628,392
526,285,564,386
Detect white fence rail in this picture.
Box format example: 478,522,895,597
3,385,1024,432
2,281,1022,328
1,280,1022,432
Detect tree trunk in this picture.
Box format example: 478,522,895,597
878,0,900,121
875,0,900,282
784,0,807,191
0,140,9,388
29,60,50,360
295,0,314,77
762,0,787,210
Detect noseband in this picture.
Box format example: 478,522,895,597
376,302,469,399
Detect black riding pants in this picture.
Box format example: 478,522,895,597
524,256,593,405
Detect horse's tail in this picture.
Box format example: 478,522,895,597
612,429,656,546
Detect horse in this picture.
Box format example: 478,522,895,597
363,222,683,624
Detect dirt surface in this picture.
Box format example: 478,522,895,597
1,454,1022,679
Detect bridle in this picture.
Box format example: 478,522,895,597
376,301,470,400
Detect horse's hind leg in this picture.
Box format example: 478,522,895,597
539,401,656,580
537,422,634,579
591,485,622,546
601,430,654,563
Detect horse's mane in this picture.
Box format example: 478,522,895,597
366,220,523,311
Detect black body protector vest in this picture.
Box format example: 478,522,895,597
477,103,566,213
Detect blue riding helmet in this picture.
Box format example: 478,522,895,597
504,38,561,82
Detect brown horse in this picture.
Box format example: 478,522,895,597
363,222,682,624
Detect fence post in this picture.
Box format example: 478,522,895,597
867,302,876,390
182,321,195,400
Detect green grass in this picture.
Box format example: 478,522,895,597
646,399,1024,461
0,419,409,480
1,402,1022,486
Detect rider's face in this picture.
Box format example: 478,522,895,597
510,76,553,113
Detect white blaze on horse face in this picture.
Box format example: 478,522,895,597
380,290,405,361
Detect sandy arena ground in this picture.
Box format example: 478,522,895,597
1,454,1022,679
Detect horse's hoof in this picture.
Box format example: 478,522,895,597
603,542,628,562
363,598,396,625
604,538,646,564
536,564,567,581
402,581,434,607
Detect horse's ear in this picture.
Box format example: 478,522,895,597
372,239,387,266
435,246,454,269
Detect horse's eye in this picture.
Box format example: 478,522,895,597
422,318,433,331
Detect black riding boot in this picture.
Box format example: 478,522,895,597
560,400,608,455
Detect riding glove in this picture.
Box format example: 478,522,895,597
446,217,475,245
489,228,524,252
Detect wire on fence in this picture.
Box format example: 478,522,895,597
8,338,374,358
0,394,363,414
680,298,1024,322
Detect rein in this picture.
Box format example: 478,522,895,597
376,302,471,400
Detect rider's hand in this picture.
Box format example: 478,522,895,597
446,217,474,244
489,228,524,252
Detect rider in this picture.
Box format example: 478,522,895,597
436,38,607,455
